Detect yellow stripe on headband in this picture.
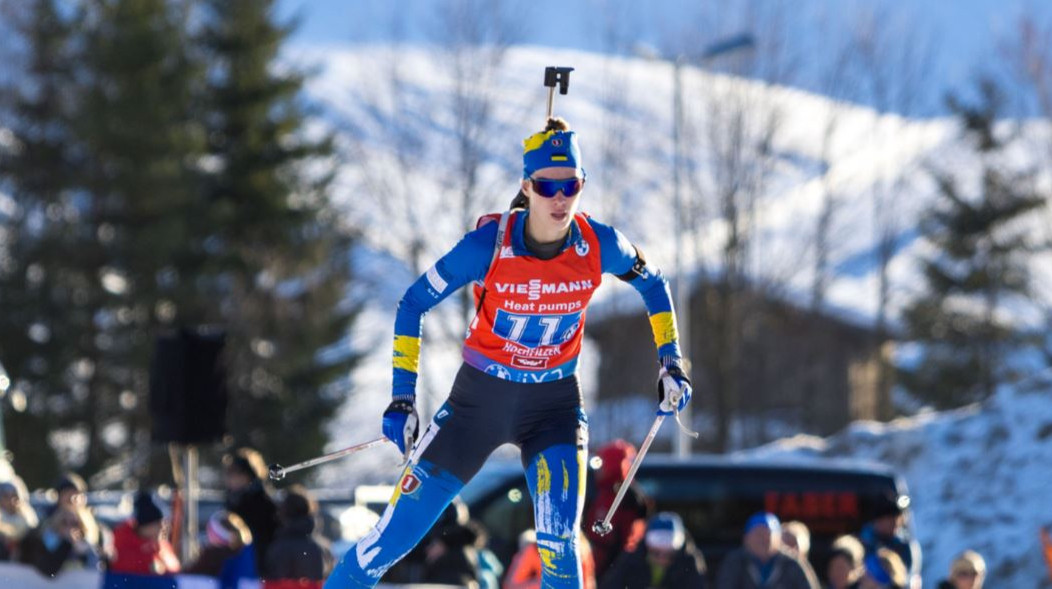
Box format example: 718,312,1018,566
523,130,555,154
648,311,679,348
393,335,421,373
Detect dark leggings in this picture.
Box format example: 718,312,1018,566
325,364,589,589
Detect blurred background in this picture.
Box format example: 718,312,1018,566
1,0,1051,586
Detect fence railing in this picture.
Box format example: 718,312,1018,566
0,564,221,589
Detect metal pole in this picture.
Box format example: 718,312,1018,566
672,58,692,459
268,436,388,481
0,362,9,453
592,414,666,535
184,445,199,563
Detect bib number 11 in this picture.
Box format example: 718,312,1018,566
494,310,581,347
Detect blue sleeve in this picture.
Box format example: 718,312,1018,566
591,219,682,362
391,222,497,397
592,219,636,276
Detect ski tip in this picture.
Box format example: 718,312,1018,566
591,521,613,536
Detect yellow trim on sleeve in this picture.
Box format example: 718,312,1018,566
649,311,679,348
393,335,421,373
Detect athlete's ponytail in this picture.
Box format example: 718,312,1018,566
543,117,570,132
509,190,528,210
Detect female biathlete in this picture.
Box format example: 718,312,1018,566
325,117,693,588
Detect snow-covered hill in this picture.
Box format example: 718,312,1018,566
743,380,1052,588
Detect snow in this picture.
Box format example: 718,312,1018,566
739,381,1052,587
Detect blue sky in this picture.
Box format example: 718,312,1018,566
276,0,1051,117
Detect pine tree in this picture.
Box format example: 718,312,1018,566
1,0,359,485
901,79,1046,408
196,0,360,470
72,0,207,479
1,0,207,484
0,0,90,486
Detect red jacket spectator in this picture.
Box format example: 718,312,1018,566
504,529,596,589
109,491,180,575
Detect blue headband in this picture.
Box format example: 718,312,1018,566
522,130,584,178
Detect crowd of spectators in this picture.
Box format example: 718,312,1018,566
0,447,332,588
3,441,1041,588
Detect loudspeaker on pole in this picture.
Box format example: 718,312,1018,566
149,328,228,444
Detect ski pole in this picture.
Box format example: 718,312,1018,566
591,414,665,536
592,373,697,535
268,436,388,481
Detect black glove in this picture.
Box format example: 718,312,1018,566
382,399,419,455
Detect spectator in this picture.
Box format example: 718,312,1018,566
0,476,39,542
263,485,332,584
1041,527,1052,583
826,535,865,589
936,550,986,589
781,521,809,558
504,529,541,589
470,520,504,589
47,472,85,515
582,439,652,578
599,511,707,589
503,526,597,589
186,510,257,589
858,549,907,589
782,520,821,588
224,447,278,571
380,495,460,585
423,500,481,588
714,512,817,589
579,531,598,589
109,490,180,575
19,506,101,577
859,493,920,588
48,471,112,561
0,521,17,561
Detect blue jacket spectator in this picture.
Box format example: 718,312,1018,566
185,510,257,589
714,512,816,589
859,493,920,587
